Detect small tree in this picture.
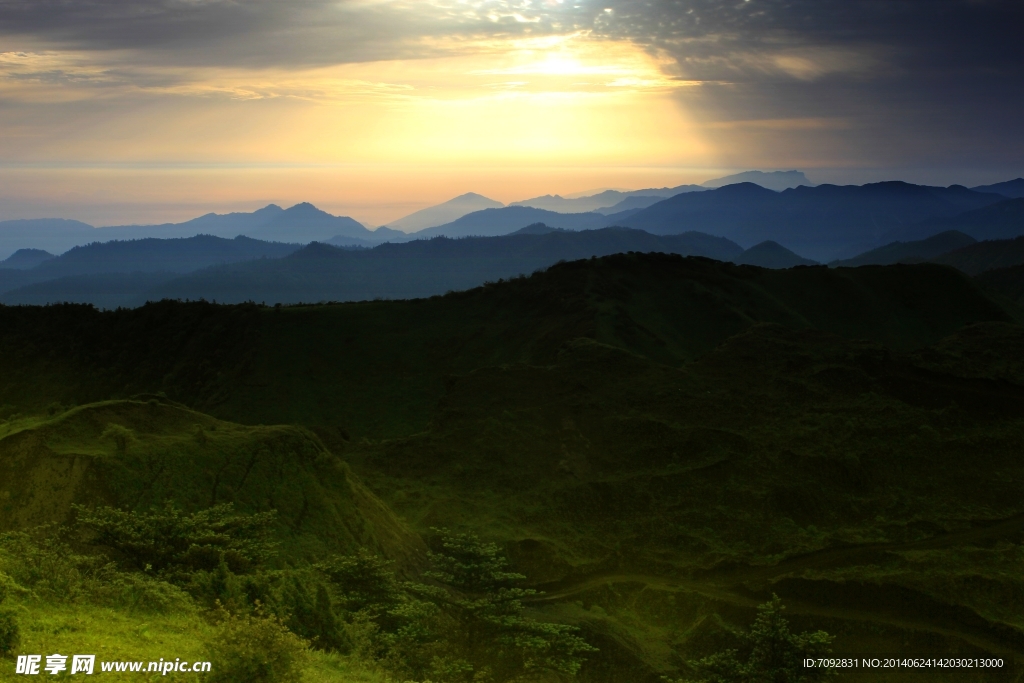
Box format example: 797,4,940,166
418,528,596,682
684,594,836,683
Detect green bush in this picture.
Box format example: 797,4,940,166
205,604,310,683
74,502,278,579
0,527,109,602
93,572,195,615
184,565,348,653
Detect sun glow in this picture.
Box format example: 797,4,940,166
0,30,718,223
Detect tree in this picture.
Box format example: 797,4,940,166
418,528,597,682
316,550,438,667
684,594,836,683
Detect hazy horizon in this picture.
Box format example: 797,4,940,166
2,165,1020,230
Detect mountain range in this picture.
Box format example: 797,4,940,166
0,226,744,308
505,170,814,214
3,176,1023,267
0,234,301,297
617,181,1010,261
509,184,705,213
0,203,391,261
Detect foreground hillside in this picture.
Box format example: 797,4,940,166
2,254,1024,681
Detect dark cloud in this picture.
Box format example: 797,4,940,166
586,0,1024,170
0,0,441,67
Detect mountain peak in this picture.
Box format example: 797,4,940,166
451,192,497,202
712,182,779,196
736,240,818,268
285,202,326,213
702,170,813,191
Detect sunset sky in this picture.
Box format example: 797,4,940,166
1,0,1021,227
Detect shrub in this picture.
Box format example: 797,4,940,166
0,528,108,602
93,572,195,615
205,603,310,683
185,566,349,653
74,502,278,579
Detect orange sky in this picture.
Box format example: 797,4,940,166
1,33,730,225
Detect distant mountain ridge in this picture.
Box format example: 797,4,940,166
0,203,381,259
511,184,705,213
0,219,98,259
403,206,613,239
701,170,814,191
619,181,1008,261
4,177,1022,263
930,235,1024,276
0,248,55,269
1,227,746,308
884,198,1024,243
736,241,818,268
830,231,979,267
385,193,504,232
971,178,1024,198
0,234,301,295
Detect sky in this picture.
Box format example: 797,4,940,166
1,0,1022,227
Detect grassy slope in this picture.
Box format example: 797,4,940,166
0,399,424,566
0,600,385,683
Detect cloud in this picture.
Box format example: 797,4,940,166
0,0,1021,171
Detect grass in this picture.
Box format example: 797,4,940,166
0,595,391,683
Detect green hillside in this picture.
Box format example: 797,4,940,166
0,398,423,565
0,255,1015,436
2,253,1024,682
339,325,1024,679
